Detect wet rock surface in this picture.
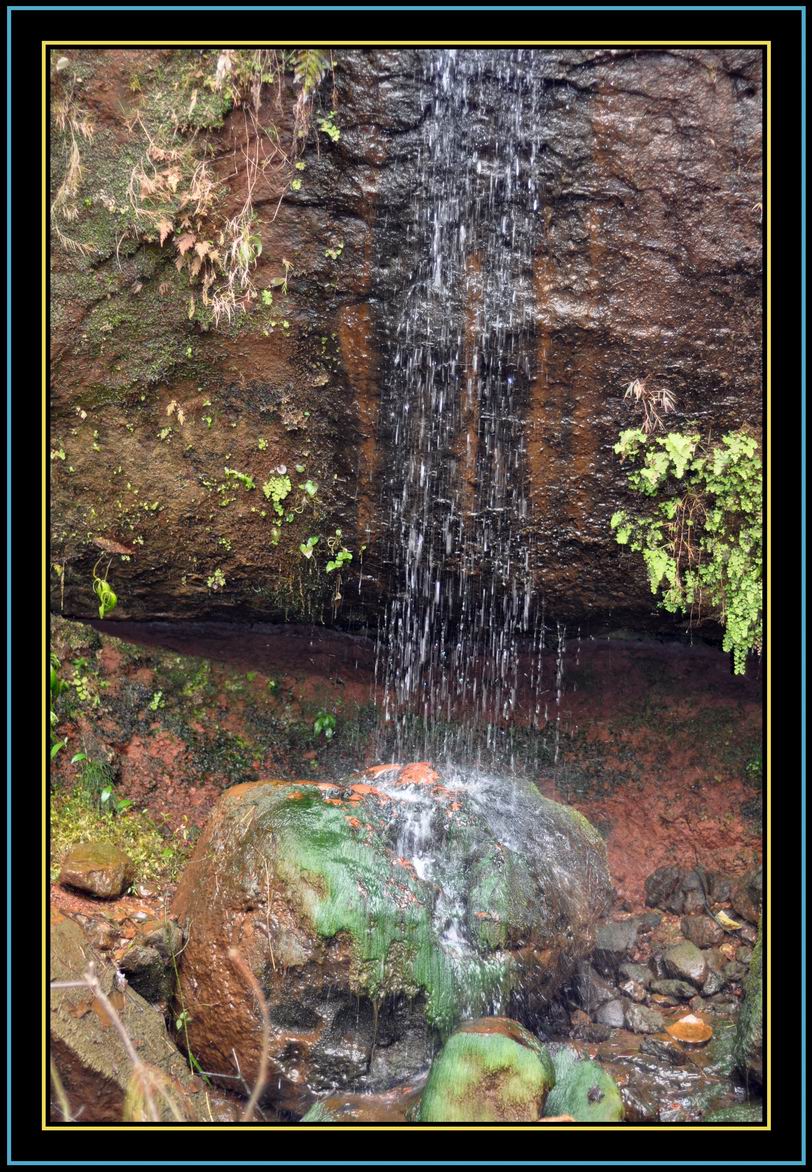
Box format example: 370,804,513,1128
171,764,611,1112
60,842,135,899
50,48,761,632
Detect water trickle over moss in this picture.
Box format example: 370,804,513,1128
255,786,512,1033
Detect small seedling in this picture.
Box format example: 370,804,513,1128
313,710,336,739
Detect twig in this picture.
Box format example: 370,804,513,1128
49,1058,75,1122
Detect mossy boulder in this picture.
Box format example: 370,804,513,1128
59,841,135,899
734,911,762,1087
171,763,610,1113
544,1047,624,1122
417,1018,555,1123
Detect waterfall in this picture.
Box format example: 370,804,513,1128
376,49,553,765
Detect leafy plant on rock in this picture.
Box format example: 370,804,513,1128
610,427,762,674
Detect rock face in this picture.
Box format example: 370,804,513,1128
171,764,610,1113
49,912,236,1123
59,842,135,899
50,48,761,634
416,1018,555,1123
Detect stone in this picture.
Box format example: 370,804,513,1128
618,978,647,1004
591,919,639,975
595,999,626,1029
416,1018,555,1123
623,1001,665,1035
171,766,611,1113
731,869,762,924
681,915,724,949
631,911,662,933
644,865,684,910
544,1047,624,1122
49,913,237,1123
619,963,652,987
666,1014,713,1045
137,917,185,959
734,916,762,1087
59,843,135,899
644,866,712,915
705,1102,764,1123
575,962,618,1013
572,1022,612,1043
701,968,726,997
118,943,173,1003
301,1079,425,1123
663,941,709,989
639,1037,688,1066
649,978,697,1001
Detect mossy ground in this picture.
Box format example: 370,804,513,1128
50,784,192,888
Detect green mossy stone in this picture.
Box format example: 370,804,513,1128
734,912,763,1086
705,1102,764,1123
300,1101,340,1122
417,1019,555,1123
544,1047,624,1122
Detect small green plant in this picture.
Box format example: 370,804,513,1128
324,240,344,261
262,473,292,517
318,110,340,143
92,559,118,620
325,530,352,574
313,709,336,740
148,690,165,711
299,535,319,559
224,467,256,490
610,427,762,674
206,567,226,592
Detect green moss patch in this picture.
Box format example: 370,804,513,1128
544,1047,624,1122
417,1020,554,1122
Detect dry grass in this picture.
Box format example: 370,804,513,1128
623,378,676,434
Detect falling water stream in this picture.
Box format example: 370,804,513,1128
376,49,559,766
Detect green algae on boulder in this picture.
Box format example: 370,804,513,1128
416,1018,554,1123
544,1047,624,1122
171,764,610,1112
734,912,762,1087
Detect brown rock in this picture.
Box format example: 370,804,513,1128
681,914,724,949
49,913,238,1123
60,843,135,899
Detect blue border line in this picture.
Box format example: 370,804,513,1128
13,4,806,1167
799,4,808,1167
6,5,14,1169
5,4,810,11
